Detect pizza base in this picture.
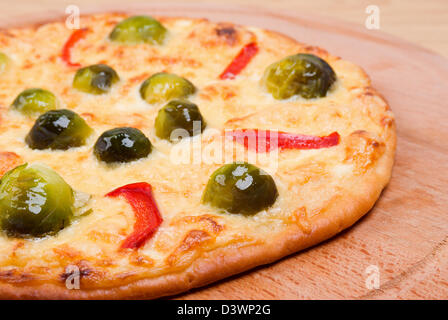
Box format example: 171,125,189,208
0,13,396,299
0,134,394,299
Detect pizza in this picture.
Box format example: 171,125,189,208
0,12,396,299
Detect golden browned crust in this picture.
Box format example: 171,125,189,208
0,12,396,299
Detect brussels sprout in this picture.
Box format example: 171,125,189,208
25,109,93,150
0,163,74,237
202,162,278,215
0,52,10,74
262,53,336,100
73,64,119,94
155,99,206,141
140,72,196,104
11,88,59,117
94,127,152,163
109,15,167,45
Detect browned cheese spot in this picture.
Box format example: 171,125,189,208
188,21,254,48
344,130,385,173
215,24,238,46
53,244,82,260
0,151,22,177
170,215,224,235
128,252,155,267
0,269,34,283
287,207,313,234
59,260,104,286
200,83,237,102
166,230,214,267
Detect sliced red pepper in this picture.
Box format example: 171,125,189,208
227,129,340,152
61,28,89,67
106,182,163,249
219,42,259,80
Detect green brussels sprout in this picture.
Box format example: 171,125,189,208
0,163,74,237
262,53,336,100
11,88,59,117
94,127,152,163
73,64,119,95
155,99,206,141
109,15,167,45
25,109,93,150
0,52,10,74
202,162,278,215
140,72,196,104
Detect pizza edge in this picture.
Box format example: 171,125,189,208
0,14,396,299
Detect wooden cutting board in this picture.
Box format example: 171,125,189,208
2,3,448,299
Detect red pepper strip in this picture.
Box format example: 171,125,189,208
106,182,163,249
219,42,259,80
61,28,89,67
227,129,340,152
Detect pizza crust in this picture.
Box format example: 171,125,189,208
0,13,395,299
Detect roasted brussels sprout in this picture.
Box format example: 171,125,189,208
94,127,152,163
262,53,336,99
0,52,9,74
140,72,196,104
11,88,59,117
109,15,167,45
155,99,206,141
0,163,74,237
25,109,93,150
202,162,278,215
73,64,119,94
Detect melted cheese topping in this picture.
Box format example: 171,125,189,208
0,13,394,288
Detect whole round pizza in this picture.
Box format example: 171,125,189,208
0,13,395,299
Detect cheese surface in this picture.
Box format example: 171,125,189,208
0,13,395,292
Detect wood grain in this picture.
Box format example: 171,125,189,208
1,3,448,299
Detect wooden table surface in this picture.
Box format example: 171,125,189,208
1,0,448,57
1,1,448,300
